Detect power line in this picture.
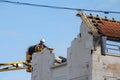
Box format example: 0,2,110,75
0,0,120,14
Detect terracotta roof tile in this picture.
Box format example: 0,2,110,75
87,15,120,38
97,21,120,38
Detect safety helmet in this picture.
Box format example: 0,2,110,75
40,39,45,43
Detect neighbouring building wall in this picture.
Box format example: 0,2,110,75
67,22,94,80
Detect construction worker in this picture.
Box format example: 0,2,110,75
35,39,47,52
26,39,47,62
26,39,54,72
36,39,54,52
25,39,47,72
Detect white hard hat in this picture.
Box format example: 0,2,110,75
40,39,45,43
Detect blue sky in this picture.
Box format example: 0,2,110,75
0,0,120,80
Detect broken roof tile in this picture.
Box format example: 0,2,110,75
87,14,120,38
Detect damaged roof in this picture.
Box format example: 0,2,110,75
77,11,120,38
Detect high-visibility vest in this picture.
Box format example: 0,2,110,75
35,44,43,52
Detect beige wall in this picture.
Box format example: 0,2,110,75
92,46,120,80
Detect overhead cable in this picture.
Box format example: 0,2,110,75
0,0,120,14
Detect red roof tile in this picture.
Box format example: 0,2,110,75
97,20,120,38
87,14,120,38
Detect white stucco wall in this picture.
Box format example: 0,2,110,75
31,49,54,80
31,49,67,80
51,64,67,80
67,22,93,80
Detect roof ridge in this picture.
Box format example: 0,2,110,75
77,11,120,38
87,14,120,23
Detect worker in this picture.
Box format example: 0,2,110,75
26,39,54,72
35,39,47,52
26,39,47,62
26,38,54,64
35,39,54,52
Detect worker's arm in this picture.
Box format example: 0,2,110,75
46,47,54,50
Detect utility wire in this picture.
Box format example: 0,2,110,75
0,0,120,14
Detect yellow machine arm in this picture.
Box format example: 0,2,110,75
0,46,54,73
0,61,32,72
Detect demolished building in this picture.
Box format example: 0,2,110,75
31,11,120,80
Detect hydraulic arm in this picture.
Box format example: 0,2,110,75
0,61,32,72
0,45,54,73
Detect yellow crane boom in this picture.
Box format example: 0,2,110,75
0,44,54,73
0,61,32,72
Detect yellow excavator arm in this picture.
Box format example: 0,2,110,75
0,45,54,73
0,61,32,72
